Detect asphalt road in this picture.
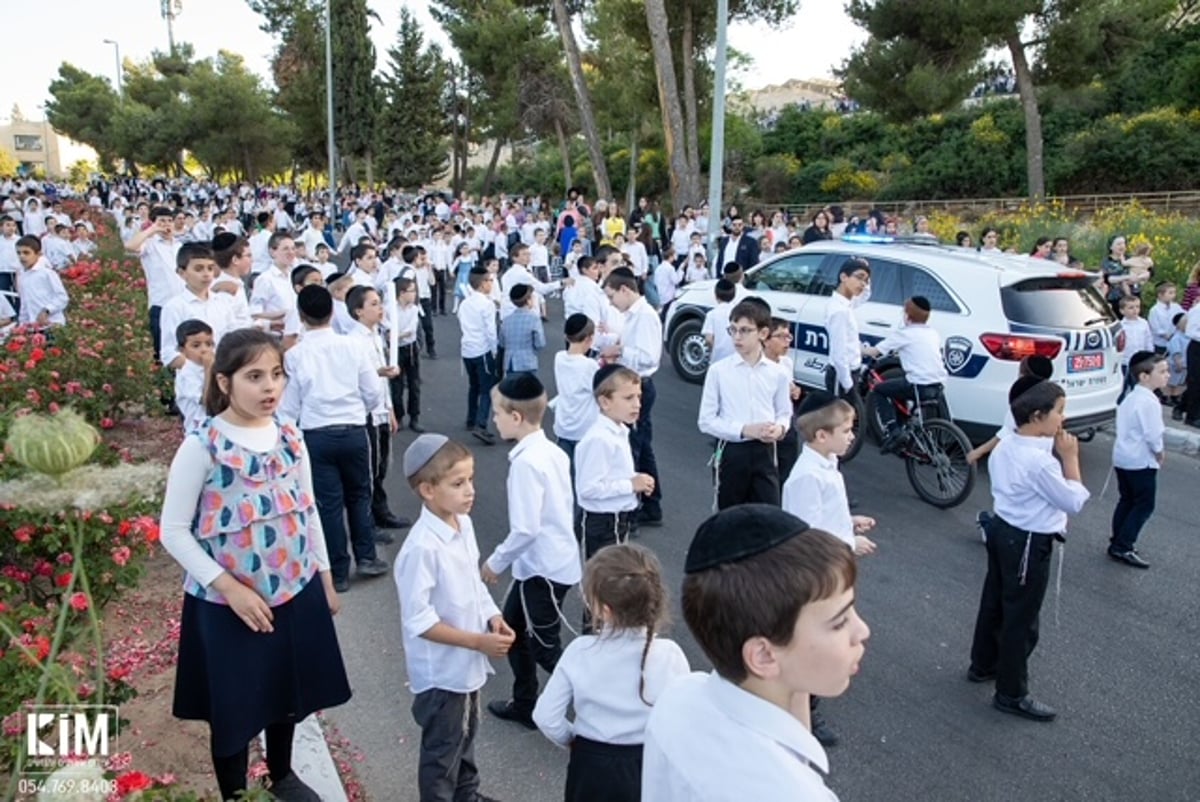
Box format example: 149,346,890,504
323,304,1200,802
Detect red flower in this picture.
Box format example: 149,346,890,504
33,635,51,662
13,525,34,543
33,560,54,578
55,572,73,588
117,520,133,538
116,770,154,795
132,516,160,543
111,546,131,567
68,592,89,612
29,348,45,362
100,417,115,430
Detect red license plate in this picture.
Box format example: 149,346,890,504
1067,352,1104,373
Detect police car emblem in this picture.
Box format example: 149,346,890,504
1085,330,1101,349
944,336,973,374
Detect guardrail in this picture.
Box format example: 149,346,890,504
779,191,1200,221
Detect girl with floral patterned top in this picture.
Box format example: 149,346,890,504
159,328,351,802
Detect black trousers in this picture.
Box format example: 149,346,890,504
149,304,164,363
970,517,1055,700
1111,467,1157,553
1182,340,1200,422
580,510,634,560
503,577,571,715
823,364,862,408
714,440,780,510
411,689,479,802
365,419,393,522
304,425,377,583
565,738,642,802
391,342,421,422
462,353,497,429
433,269,448,314
0,272,17,316
418,298,436,354
629,376,661,513
777,427,800,483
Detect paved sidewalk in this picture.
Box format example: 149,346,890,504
259,715,348,802
1094,405,1200,457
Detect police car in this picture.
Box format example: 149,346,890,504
664,236,1123,441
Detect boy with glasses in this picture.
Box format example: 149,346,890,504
824,257,871,408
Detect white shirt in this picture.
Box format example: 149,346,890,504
301,226,328,259
485,431,581,585
622,241,649,278
500,263,561,319
332,300,356,335
552,352,600,441
174,359,207,433
160,418,330,590
0,234,19,274
529,242,550,268
533,630,689,747
458,290,498,359
782,446,853,549
1112,385,1164,470
1119,317,1154,364
1148,301,1183,349
395,506,502,695
137,235,184,308
42,236,74,270
249,264,296,318
248,229,273,274
654,261,684,306
642,672,837,802
1185,304,1200,341
575,415,638,513
989,434,1090,534
720,235,743,273
348,322,392,424
279,328,382,428
873,323,948,385
392,302,420,346
159,290,244,369
698,353,792,442
619,297,663,377
17,259,69,326
563,274,607,327
825,292,863,392
702,303,735,364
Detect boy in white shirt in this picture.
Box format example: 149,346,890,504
172,319,214,433
458,267,500,444
653,255,684,315
391,277,424,432
482,374,583,730
1118,295,1154,393
701,280,738,365
42,223,76,270
15,236,68,327
862,295,948,452
396,435,515,802
552,314,600,461
159,242,242,370
642,504,869,801
529,227,552,285
1148,281,1183,353
1108,351,1167,568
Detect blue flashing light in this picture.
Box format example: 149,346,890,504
841,234,895,244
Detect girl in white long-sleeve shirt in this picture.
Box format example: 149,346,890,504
533,544,689,802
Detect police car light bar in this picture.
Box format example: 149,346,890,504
841,234,895,244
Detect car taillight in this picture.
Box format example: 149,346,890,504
1115,329,1126,352
979,333,1063,361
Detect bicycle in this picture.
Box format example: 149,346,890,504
859,356,976,508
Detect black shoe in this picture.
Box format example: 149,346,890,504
486,699,536,730
270,771,322,802
1107,548,1150,569
357,558,390,577
408,420,426,434
376,514,412,530
333,577,349,593
637,507,663,527
879,427,903,455
374,530,395,545
810,711,839,747
993,693,1056,722
967,666,996,683
473,427,496,445
1172,406,1184,421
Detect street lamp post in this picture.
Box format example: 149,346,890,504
103,39,124,103
705,0,729,276
324,0,337,208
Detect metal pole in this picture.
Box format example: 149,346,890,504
325,0,337,210
705,0,729,277
103,39,123,103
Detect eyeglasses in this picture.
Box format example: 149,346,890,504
770,332,793,342
726,325,761,338
849,271,870,282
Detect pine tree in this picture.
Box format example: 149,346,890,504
331,0,377,182
376,9,449,189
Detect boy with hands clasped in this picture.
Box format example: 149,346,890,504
396,435,515,802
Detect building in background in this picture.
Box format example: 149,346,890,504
0,113,83,178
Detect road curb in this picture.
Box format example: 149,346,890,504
1163,425,1200,457
259,714,348,801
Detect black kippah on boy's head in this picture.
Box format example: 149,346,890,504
469,265,488,276
297,284,333,320
685,504,811,573
1024,355,1054,380
796,390,839,418
498,372,544,401
1008,375,1043,404
564,313,590,338
593,362,624,391
212,232,238,252
509,283,533,304
910,295,931,312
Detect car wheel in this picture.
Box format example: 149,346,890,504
669,317,709,384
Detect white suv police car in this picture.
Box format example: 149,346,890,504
664,237,1123,441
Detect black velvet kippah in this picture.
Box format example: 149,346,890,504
685,504,811,573
593,362,625,391
498,372,544,401
212,232,238,252
1008,375,1044,404
796,390,839,418
469,265,489,276
564,313,590,338
509,283,533,304
1024,355,1054,380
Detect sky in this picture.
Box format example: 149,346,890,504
0,0,866,128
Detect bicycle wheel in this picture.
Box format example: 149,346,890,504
904,418,976,508
840,392,867,463
865,391,889,445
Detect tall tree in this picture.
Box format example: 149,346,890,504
644,0,701,209
45,64,122,170
376,9,450,188
331,0,378,183
548,0,612,201
841,0,1175,198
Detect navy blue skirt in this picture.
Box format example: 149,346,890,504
173,576,352,757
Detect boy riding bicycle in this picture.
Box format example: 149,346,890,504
862,296,947,453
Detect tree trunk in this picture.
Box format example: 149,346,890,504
554,118,572,194
681,1,702,189
365,149,374,188
1006,34,1045,200
644,0,700,212
627,135,638,214
458,79,473,197
482,138,504,197
551,0,612,202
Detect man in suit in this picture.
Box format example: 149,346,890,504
716,215,761,274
